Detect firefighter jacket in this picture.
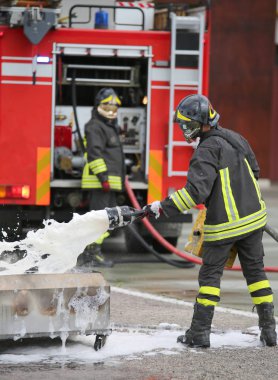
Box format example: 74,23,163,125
161,126,267,244
81,110,125,191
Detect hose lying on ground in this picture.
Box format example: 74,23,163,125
123,224,195,268
125,177,278,273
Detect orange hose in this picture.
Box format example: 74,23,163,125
125,178,278,273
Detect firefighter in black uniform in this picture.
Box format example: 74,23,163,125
78,88,125,268
144,94,276,348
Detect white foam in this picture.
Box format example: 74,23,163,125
0,210,109,275
0,327,263,365
68,287,110,333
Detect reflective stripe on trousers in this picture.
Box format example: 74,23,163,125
197,229,273,307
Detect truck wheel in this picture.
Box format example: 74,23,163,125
94,334,108,351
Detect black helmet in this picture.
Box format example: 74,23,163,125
174,94,220,142
95,88,122,120
95,88,121,107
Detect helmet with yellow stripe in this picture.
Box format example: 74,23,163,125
95,88,122,120
174,94,219,142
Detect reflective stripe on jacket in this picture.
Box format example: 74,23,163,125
81,111,125,191
161,127,266,243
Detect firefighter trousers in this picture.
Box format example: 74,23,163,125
197,228,273,307
88,189,117,245
89,189,117,211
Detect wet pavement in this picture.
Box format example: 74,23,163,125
0,183,277,379
102,183,278,313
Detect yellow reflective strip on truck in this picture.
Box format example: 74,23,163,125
36,147,50,205
148,150,163,203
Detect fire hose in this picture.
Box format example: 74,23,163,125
124,178,278,273
125,224,195,268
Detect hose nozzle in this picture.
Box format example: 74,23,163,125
105,206,146,230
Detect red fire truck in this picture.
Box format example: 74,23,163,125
0,2,210,249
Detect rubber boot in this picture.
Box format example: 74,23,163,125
177,303,215,348
77,243,114,268
256,302,277,346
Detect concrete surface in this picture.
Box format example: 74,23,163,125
0,184,277,379
0,290,277,380
101,184,278,313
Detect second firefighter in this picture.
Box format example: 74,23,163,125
78,88,125,268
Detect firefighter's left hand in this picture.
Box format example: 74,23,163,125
143,201,162,219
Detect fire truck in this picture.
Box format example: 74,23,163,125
0,2,210,250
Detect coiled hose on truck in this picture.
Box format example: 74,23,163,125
124,178,278,273
71,69,86,154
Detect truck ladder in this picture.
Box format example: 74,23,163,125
168,11,205,177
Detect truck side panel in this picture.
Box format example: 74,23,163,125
0,28,52,205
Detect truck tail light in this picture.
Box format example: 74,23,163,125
0,185,30,199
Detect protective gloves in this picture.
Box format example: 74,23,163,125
101,181,110,192
143,200,162,219
105,206,146,229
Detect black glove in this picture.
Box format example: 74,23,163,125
105,206,146,230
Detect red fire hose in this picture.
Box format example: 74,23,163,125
125,178,278,273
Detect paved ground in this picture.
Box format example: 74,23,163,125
0,290,277,380
102,183,278,312
0,183,277,379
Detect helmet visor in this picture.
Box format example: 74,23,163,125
179,120,201,142
97,104,118,119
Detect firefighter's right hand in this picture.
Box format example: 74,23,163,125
101,181,110,192
143,201,162,219
105,206,145,229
